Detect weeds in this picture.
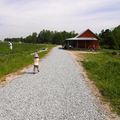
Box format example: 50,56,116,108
0,42,54,80
82,51,120,115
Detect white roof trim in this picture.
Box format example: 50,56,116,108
66,37,98,41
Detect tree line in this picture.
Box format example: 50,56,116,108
4,30,77,45
4,25,120,50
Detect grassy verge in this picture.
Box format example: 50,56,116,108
82,50,120,115
0,42,55,81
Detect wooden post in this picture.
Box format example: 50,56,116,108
77,40,78,48
85,40,86,49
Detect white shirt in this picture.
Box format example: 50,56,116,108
34,58,39,65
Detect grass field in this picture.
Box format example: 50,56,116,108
82,50,120,115
0,42,54,81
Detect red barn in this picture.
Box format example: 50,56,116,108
64,29,100,50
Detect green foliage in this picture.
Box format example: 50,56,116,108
82,51,120,115
99,25,120,49
4,30,77,45
0,42,54,79
113,25,120,49
23,32,37,43
37,30,77,44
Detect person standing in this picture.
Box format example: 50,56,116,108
33,52,40,73
8,42,13,50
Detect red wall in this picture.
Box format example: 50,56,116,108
73,40,99,49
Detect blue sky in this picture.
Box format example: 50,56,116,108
0,0,120,40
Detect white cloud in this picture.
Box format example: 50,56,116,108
0,0,120,39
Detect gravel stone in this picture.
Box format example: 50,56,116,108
0,47,109,120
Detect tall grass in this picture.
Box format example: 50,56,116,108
82,51,120,115
0,42,54,79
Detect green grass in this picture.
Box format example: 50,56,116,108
82,50,120,115
0,42,55,80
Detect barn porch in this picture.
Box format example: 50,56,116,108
65,39,99,50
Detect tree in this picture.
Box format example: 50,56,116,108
99,26,120,49
25,32,37,43
31,32,37,43
112,25,120,49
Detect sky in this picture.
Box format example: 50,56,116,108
0,0,120,40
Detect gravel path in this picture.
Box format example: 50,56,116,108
0,47,109,120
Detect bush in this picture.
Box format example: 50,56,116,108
112,51,118,55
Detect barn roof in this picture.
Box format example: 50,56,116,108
66,29,99,41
